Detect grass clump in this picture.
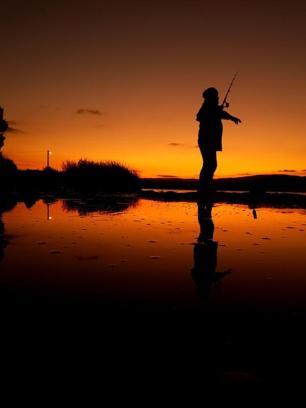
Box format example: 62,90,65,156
62,159,140,192
0,154,18,178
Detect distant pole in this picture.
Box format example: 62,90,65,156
47,150,52,167
47,203,52,220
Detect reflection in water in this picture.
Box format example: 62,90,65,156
0,197,305,387
62,194,139,215
191,199,231,299
43,197,58,220
43,194,138,220
0,193,138,264
248,203,258,220
47,203,52,220
1,197,305,307
23,193,40,209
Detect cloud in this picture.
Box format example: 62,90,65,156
156,174,179,178
6,126,25,134
278,169,297,173
38,104,60,112
5,120,26,134
76,109,102,115
168,142,184,147
168,142,198,148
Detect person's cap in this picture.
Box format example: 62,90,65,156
202,87,218,99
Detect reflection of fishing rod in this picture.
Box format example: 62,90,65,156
222,72,238,109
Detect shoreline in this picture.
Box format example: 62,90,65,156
140,189,306,208
1,189,306,210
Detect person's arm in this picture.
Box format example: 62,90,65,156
220,108,241,124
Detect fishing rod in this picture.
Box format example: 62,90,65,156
222,72,238,109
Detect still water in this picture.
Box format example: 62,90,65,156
1,197,305,314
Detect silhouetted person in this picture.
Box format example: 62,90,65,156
191,199,230,299
196,88,241,192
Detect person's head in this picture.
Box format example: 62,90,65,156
202,87,219,104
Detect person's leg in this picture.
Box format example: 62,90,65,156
208,150,217,182
198,143,206,189
202,149,217,188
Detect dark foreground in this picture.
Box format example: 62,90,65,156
4,297,306,398
1,192,306,397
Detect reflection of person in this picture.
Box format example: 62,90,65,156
196,88,241,191
191,200,230,299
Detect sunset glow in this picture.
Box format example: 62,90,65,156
1,1,305,177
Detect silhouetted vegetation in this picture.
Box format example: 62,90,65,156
1,152,305,209
0,154,18,188
0,154,17,177
62,159,140,192
16,167,61,191
0,159,140,193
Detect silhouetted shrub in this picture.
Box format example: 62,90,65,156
62,159,140,192
0,154,18,178
43,166,59,175
15,167,61,191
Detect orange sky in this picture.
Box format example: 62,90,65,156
1,0,306,178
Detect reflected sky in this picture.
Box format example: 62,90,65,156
0,198,305,313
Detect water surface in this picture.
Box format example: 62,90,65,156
1,198,305,315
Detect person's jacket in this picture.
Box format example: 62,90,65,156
196,101,232,151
